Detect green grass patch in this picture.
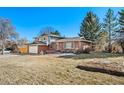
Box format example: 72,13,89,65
59,52,124,59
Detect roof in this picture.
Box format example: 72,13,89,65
40,33,61,38
28,41,47,45
28,43,47,46
55,37,92,43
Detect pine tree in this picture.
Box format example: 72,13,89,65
118,9,124,53
102,8,118,53
119,9,124,31
79,11,101,42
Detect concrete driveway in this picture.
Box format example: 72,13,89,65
0,54,18,58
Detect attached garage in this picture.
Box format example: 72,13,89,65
29,45,38,54
29,44,48,54
38,45,48,54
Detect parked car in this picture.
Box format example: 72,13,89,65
0,49,11,54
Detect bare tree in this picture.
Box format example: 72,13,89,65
39,26,61,36
39,27,54,36
0,17,18,54
17,38,28,46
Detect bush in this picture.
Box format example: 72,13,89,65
76,47,91,54
83,47,91,53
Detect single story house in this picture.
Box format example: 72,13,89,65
55,37,92,53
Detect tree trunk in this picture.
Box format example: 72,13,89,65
108,19,111,53
122,47,124,53
108,43,112,53
1,41,5,55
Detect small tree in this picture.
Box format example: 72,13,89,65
79,11,101,42
96,31,108,51
51,30,61,36
39,26,61,36
17,38,28,46
102,8,118,53
0,17,18,54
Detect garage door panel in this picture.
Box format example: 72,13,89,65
29,45,38,54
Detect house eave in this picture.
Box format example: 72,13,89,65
55,39,92,43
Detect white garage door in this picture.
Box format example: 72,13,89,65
29,45,38,54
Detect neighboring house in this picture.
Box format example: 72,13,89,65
18,44,28,54
55,37,92,53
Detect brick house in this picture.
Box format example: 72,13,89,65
27,33,93,54
55,37,92,53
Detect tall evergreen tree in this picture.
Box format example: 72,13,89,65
119,9,124,31
118,9,124,53
79,11,101,42
102,8,118,53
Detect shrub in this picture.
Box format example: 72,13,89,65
76,47,91,54
83,47,91,53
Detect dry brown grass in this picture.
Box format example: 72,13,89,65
0,54,124,85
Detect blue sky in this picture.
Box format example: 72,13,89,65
0,7,122,42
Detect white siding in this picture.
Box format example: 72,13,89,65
29,45,38,54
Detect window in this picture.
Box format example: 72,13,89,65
65,42,72,49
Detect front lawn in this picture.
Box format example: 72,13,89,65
0,55,124,84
